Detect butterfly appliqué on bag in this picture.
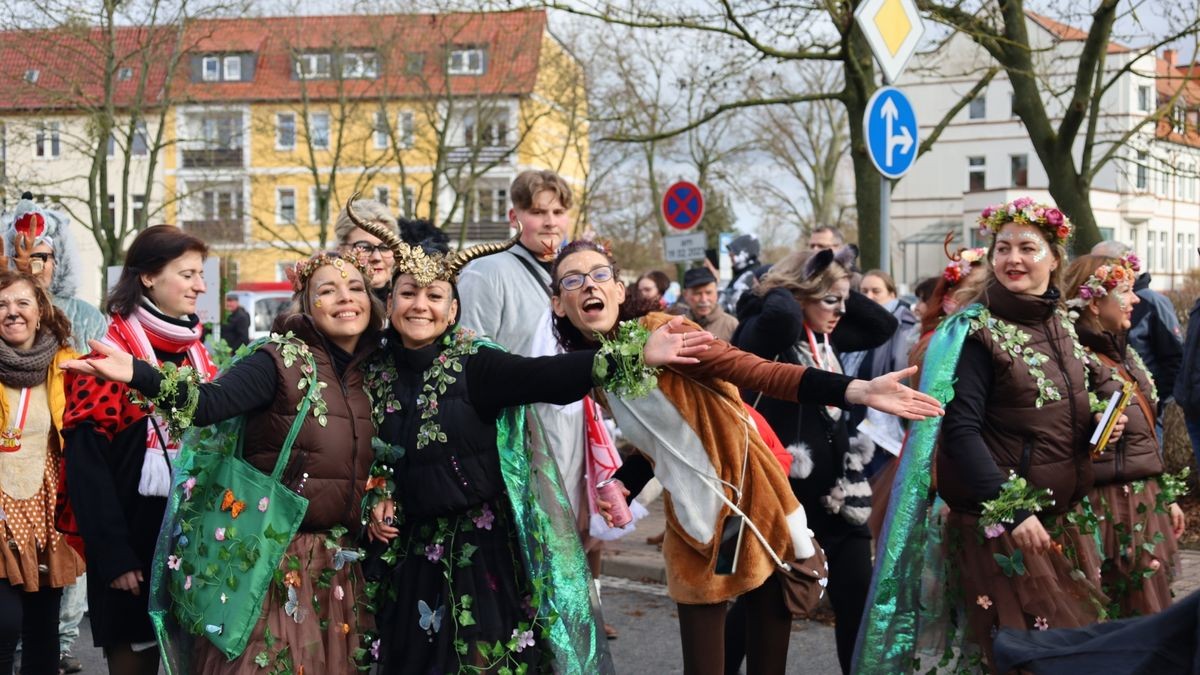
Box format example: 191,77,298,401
332,548,363,570
285,586,308,624
220,489,246,519
418,599,444,642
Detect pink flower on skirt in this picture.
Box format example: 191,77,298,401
984,523,1005,539
258,497,270,512
473,504,495,531
976,595,993,609
333,585,345,600
167,555,181,571
214,527,226,541
512,629,535,652
1034,616,1049,630
425,544,444,563
182,476,196,500
184,575,193,590
370,639,381,660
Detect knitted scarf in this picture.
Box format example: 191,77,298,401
104,303,217,497
788,325,872,525
0,331,59,389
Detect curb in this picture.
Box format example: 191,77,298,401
600,552,667,585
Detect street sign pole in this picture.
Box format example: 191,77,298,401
880,75,892,276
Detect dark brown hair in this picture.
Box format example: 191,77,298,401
638,270,670,296
296,257,386,330
550,240,658,352
0,271,71,348
107,225,208,317
862,269,897,296
510,170,574,211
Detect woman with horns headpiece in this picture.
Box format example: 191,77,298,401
348,197,711,674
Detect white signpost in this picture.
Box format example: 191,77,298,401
663,232,707,263
854,0,925,274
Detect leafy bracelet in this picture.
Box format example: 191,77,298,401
129,361,201,439
980,471,1055,529
593,320,659,399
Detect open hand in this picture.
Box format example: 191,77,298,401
644,316,713,367
1,230,34,274
847,366,944,420
367,499,399,543
60,340,135,383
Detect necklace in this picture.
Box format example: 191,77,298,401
1,387,32,452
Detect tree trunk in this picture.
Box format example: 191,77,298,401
1045,162,1101,254
842,21,881,269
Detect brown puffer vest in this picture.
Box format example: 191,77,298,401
1076,322,1163,485
242,314,379,536
938,281,1114,516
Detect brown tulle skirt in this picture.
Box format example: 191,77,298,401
947,507,1107,672
190,532,372,675
1090,479,1179,618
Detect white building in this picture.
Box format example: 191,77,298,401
891,12,1200,289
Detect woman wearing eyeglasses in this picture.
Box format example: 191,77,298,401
335,199,399,302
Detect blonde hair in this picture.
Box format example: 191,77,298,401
757,250,849,303
983,225,1067,297
1064,254,1123,334
334,198,398,244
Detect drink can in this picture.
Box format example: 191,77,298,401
596,478,633,527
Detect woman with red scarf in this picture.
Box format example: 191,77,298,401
62,226,216,675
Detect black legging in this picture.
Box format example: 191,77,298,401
724,526,873,675
0,579,63,675
678,574,792,675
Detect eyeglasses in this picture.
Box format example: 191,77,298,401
29,252,54,263
347,241,394,257
558,265,614,291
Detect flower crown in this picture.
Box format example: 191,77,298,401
1067,252,1141,308
344,193,519,287
943,247,987,286
977,197,1073,245
286,251,372,293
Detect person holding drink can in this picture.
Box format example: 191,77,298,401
345,200,713,675
549,240,944,675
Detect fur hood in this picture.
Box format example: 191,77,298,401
3,195,79,298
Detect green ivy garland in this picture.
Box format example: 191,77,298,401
593,319,659,399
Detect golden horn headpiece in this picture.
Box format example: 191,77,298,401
344,193,521,286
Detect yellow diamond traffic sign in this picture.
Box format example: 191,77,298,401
854,0,925,83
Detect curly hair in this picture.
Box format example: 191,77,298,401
0,270,72,348
549,240,658,352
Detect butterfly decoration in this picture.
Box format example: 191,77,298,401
284,586,308,624
417,599,444,637
332,548,363,571
171,523,190,549
993,550,1027,578
205,624,223,636
220,488,246,519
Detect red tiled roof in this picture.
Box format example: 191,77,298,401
1026,11,1131,54
0,10,547,112
1154,57,1200,148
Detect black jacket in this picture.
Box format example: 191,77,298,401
1128,273,1182,404
1175,297,1200,418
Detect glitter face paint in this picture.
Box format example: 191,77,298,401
1018,231,1049,263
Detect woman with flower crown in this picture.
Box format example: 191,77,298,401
855,198,1125,674
64,249,385,674
1064,253,1186,617
344,200,709,675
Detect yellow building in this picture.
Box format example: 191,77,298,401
1,10,589,284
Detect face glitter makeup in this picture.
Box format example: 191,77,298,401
1018,231,1049,263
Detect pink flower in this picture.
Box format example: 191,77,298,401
424,544,444,563
1044,208,1064,226
167,555,181,571
1078,287,1093,300
258,497,269,512
473,504,495,531
183,476,196,500
984,523,1005,539
1012,196,1035,211
1150,559,1162,571
184,575,193,590
976,595,993,609
333,585,345,600
370,639,381,660
512,629,535,653
214,527,226,541
1034,616,1049,630
981,206,996,219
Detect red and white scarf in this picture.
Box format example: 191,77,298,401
104,305,217,497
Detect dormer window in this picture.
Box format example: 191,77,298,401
447,47,485,75
341,52,378,79
295,52,332,80
202,56,220,82
118,67,133,81
223,56,241,81
196,54,250,83
23,69,39,83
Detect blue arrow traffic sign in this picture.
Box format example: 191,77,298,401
864,86,919,179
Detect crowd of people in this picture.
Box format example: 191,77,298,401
0,174,1195,675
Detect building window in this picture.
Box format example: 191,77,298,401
1189,234,1197,269
373,110,389,149
201,188,243,223
309,186,330,223
968,95,986,120
277,188,296,224
1159,231,1168,272
1009,92,1018,118
1146,229,1155,270
295,53,332,80
374,186,390,207
1136,150,1148,190
24,69,39,84
107,194,116,224
967,156,986,192
342,52,378,79
107,133,115,157
36,122,60,158
202,56,220,82
405,52,425,74
1137,84,1152,113
398,111,414,148
476,186,507,222
309,113,330,149
464,109,508,147
118,67,133,81
1157,158,1169,196
131,120,148,156
132,194,146,226
223,56,242,82
1179,233,1186,271
1098,227,1115,241
276,113,295,150
402,186,415,216
1010,154,1028,188
447,48,485,75
201,115,242,150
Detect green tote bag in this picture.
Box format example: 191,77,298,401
149,335,319,665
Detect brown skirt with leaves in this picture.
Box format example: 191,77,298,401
1090,479,1179,618
190,532,372,675
948,507,1107,673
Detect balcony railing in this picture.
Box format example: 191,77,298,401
181,147,243,169
453,220,512,242
445,146,512,167
182,219,244,243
